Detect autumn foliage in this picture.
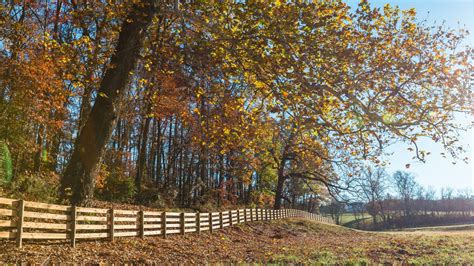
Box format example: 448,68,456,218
0,1,471,208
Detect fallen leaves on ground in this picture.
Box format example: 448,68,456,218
0,219,473,264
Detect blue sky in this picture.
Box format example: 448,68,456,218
345,0,474,192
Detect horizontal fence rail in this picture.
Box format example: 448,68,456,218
0,197,334,248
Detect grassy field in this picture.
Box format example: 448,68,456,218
1,219,473,264
339,212,371,225
390,223,474,232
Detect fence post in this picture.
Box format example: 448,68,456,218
250,209,254,221
261,209,264,221
229,210,233,226
196,212,201,234
139,210,145,238
16,199,24,248
109,208,114,242
244,209,247,222
219,212,223,229
180,212,185,235
209,213,213,233
70,205,77,247
237,209,241,224
162,212,167,238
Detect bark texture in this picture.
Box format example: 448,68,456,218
61,1,156,205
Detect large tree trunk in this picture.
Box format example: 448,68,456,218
61,1,155,205
273,166,286,210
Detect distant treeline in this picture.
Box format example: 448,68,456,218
318,169,473,230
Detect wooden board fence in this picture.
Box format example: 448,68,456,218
0,197,334,248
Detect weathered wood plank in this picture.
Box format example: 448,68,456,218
109,208,114,242
76,215,107,222
114,231,139,237
16,200,24,248
114,224,137,230
23,232,68,240
76,233,109,239
184,228,196,233
76,207,108,214
24,201,70,212
114,217,136,222
0,219,15,227
144,230,161,236
180,213,185,235
165,212,181,216
139,211,145,238
23,221,68,230
114,210,138,215
161,212,167,238
144,217,161,222
166,229,180,234
0,198,15,206
196,212,201,234
143,211,162,216
76,224,108,230
0,231,15,239
143,224,161,229
70,205,77,248
0,208,14,217
24,211,70,221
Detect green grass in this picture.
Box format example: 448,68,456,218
339,212,373,226
394,224,474,232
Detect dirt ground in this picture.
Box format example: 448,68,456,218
1,219,473,264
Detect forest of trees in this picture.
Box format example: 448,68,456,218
0,1,472,210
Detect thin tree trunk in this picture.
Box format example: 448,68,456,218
135,115,151,194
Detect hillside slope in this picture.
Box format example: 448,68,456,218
1,219,473,264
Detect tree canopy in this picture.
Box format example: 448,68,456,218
0,1,471,208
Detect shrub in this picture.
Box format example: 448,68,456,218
0,141,13,184
98,174,136,203
5,171,59,203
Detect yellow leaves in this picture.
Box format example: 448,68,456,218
382,112,394,124
254,80,266,89
144,63,151,71
406,8,416,17
223,128,230,135
281,91,289,98
195,88,204,99
442,66,450,75
427,65,434,74
138,78,148,86
193,107,200,115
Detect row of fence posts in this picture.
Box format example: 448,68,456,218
11,199,331,248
